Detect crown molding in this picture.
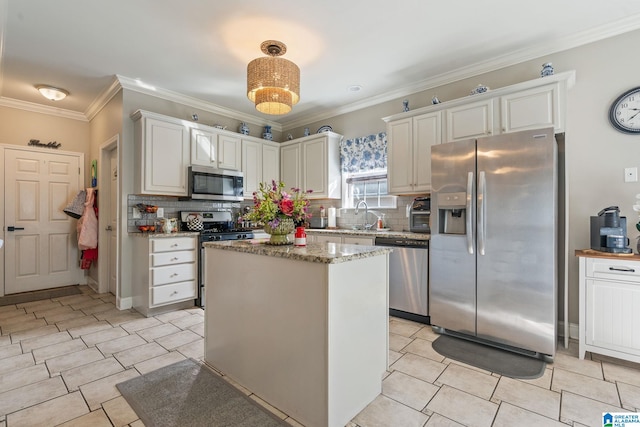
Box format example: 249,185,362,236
84,76,122,121
115,75,283,133
278,14,640,130
0,97,88,121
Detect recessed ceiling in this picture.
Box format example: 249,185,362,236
1,0,640,127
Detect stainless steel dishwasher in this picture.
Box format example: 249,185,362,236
375,236,429,324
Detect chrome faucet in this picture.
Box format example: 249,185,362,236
354,200,372,229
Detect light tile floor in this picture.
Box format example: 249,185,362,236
1,286,639,426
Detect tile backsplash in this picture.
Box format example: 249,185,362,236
127,194,428,233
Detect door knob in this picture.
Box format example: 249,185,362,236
105,226,113,231
7,226,25,231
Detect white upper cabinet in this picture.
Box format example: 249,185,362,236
280,132,342,199
218,133,242,171
500,83,562,133
387,112,441,194
190,126,241,170
132,110,190,196
190,127,217,167
241,139,280,198
383,71,574,195
445,99,495,141
280,142,302,191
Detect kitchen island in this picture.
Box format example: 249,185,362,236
203,240,391,427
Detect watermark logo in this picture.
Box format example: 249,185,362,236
604,412,640,427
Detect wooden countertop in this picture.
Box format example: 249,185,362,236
575,249,640,260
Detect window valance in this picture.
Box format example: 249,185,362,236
340,132,387,173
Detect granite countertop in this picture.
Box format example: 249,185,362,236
129,231,200,238
203,240,392,264
305,228,430,240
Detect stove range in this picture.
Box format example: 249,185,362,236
179,210,254,307
179,210,254,241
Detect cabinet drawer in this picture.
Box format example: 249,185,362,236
152,263,196,286
586,258,640,283
151,281,196,306
152,250,196,267
152,237,196,253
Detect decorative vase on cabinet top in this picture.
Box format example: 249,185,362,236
239,122,250,135
263,125,273,141
541,62,554,77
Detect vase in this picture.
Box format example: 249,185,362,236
263,125,273,141
239,122,249,135
264,217,295,245
541,62,554,77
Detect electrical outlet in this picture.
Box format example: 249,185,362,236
156,208,164,218
624,167,638,183
132,208,141,219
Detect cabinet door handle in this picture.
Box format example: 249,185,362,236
170,291,178,296
170,273,179,277
609,266,635,272
171,257,178,261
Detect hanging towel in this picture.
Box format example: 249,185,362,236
64,190,86,219
77,188,98,250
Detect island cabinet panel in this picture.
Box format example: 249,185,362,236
204,245,388,427
578,254,640,363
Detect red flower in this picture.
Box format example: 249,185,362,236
280,199,294,216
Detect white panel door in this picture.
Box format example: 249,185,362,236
4,149,83,293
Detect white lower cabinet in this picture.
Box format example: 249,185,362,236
133,235,198,316
578,255,640,363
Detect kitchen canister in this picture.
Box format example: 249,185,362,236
327,206,337,228
294,226,307,247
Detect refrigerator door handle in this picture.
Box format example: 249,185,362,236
478,171,487,255
466,171,474,255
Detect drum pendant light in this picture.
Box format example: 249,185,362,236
247,40,300,115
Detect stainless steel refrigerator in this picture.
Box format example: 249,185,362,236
430,127,557,357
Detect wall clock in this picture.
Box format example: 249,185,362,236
609,86,640,134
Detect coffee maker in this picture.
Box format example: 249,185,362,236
590,206,632,254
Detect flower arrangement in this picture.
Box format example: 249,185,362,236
244,180,312,228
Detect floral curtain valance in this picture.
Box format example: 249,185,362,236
340,132,387,173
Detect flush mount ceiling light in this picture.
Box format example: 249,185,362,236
247,40,300,115
36,85,69,101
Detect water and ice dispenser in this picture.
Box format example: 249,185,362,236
437,192,467,235
437,191,468,234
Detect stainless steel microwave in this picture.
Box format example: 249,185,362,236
188,166,244,201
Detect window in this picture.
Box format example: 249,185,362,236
343,170,397,209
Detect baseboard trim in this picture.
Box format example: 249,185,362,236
118,296,133,310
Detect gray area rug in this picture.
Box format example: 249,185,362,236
117,358,289,427
0,285,82,306
432,334,546,379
